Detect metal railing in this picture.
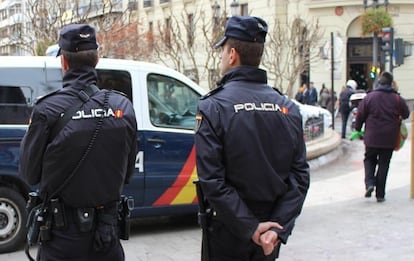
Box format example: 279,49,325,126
303,114,325,142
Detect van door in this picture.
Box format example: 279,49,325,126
142,74,201,209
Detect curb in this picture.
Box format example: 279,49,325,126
306,128,343,169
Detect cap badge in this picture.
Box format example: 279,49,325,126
79,33,90,38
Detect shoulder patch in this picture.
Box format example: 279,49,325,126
200,85,224,100
34,89,61,104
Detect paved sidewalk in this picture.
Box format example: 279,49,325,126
280,124,414,261
2,120,412,261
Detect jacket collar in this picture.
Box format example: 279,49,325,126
374,84,395,93
216,66,267,88
62,66,98,90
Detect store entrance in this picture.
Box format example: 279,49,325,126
349,63,369,90
347,37,379,91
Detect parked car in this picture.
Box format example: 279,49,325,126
292,99,333,130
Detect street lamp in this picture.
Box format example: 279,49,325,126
211,1,221,27
230,0,239,16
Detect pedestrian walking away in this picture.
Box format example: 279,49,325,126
339,80,357,138
355,71,409,202
318,83,329,109
19,24,137,261
194,16,310,261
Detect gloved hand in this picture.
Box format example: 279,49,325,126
93,213,117,252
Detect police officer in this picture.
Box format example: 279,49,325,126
194,16,310,260
19,24,137,260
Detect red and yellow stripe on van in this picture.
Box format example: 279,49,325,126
153,146,198,205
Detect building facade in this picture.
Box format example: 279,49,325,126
0,0,26,55
135,0,414,99
1,0,413,99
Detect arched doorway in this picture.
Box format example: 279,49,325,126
346,17,380,91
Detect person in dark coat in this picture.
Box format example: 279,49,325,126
307,82,318,105
339,80,357,138
195,16,310,260
355,71,409,202
19,24,137,260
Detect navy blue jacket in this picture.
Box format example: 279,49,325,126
195,66,310,244
19,66,137,207
307,87,318,105
339,86,355,114
355,84,409,148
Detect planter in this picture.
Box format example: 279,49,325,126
360,8,393,35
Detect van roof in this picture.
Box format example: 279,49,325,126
0,56,205,94
0,56,172,72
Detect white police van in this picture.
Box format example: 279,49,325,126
0,56,206,253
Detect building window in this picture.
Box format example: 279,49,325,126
143,0,153,8
128,0,137,10
187,13,194,47
147,21,154,50
165,17,171,48
240,3,248,16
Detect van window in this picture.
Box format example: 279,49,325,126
0,67,132,125
0,68,62,124
147,74,199,130
97,70,132,102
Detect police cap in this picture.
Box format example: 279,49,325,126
57,24,98,56
214,16,268,49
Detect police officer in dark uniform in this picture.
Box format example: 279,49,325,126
19,24,137,261
195,16,310,260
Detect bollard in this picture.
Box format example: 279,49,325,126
411,111,414,198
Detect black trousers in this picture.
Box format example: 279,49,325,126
364,146,394,199
206,219,280,261
341,111,350,139
37,221,124,261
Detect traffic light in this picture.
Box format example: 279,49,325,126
370,65,376,79
394,38,404,66
381,27,394,56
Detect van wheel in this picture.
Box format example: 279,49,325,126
0,187,27,253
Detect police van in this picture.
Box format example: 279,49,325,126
0,56,206,253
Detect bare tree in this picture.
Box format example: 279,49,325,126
152,5,224,88
17,0,68,55
91,1,151,60
199,7,225,89
152,7,197,80
11,0,145,57
263,16,324,97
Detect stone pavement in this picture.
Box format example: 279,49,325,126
1,118,412,261
280,119,414,261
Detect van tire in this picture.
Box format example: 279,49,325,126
0,187,27,253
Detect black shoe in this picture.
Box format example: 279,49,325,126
365,186,374,198
377,198,386,203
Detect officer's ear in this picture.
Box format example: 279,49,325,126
60,54,69,73
229,47,240,67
